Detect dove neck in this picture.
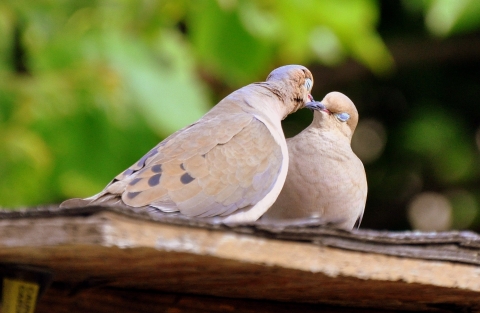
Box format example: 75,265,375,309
228,85,294,121
217,86,288,124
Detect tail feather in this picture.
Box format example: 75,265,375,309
59,197,93,209
60,191,125,209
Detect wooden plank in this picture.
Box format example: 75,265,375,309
2,205,480,265
1,209,480,311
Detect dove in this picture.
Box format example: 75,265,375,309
61,65,315,223
260,92,367,230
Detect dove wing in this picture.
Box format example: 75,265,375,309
101,112,283,218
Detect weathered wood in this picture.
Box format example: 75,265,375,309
1,206,480,312
2,205,480,265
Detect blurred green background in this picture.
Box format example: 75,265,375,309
1,0,480,231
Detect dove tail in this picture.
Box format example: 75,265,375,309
59,191,124,209
59,197,93,208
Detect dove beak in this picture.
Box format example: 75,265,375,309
305,101,328,113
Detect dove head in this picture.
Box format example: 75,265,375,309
306,92,359,140
265,65,314,117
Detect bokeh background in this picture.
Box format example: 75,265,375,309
1,0,480,231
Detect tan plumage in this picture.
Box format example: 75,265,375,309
61,65,315,223
260,92,367,230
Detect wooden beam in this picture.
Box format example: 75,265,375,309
0,207,479,312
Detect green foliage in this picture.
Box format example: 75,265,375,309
404,0,480,37
189,0,393,84
402,103,477,184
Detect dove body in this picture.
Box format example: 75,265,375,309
261,92,367,230
61,65,314,223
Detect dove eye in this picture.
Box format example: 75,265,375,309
304,78,312,91
335,112,350,122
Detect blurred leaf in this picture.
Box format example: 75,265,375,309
402,104,478,184
447,190,478,229
99,29,210,136
274,0,394,74
189,0,393,83
188,0,274,85
0,5,15,72
406,0,480,37
0,121,52,206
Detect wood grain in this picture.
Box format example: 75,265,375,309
0,206,479,312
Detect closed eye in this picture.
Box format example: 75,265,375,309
335,112,350,122
304,78,312,91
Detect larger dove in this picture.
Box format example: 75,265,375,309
260,92,367,230
61,65,315,223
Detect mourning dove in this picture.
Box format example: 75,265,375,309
61,65,315,223
260,92,367,230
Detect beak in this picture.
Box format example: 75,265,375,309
305,101,327,112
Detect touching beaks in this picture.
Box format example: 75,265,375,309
305,101,327,112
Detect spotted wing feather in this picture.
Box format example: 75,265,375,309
89,112,282,218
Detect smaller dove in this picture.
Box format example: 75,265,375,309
61,65,315,224
260,92,367,230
